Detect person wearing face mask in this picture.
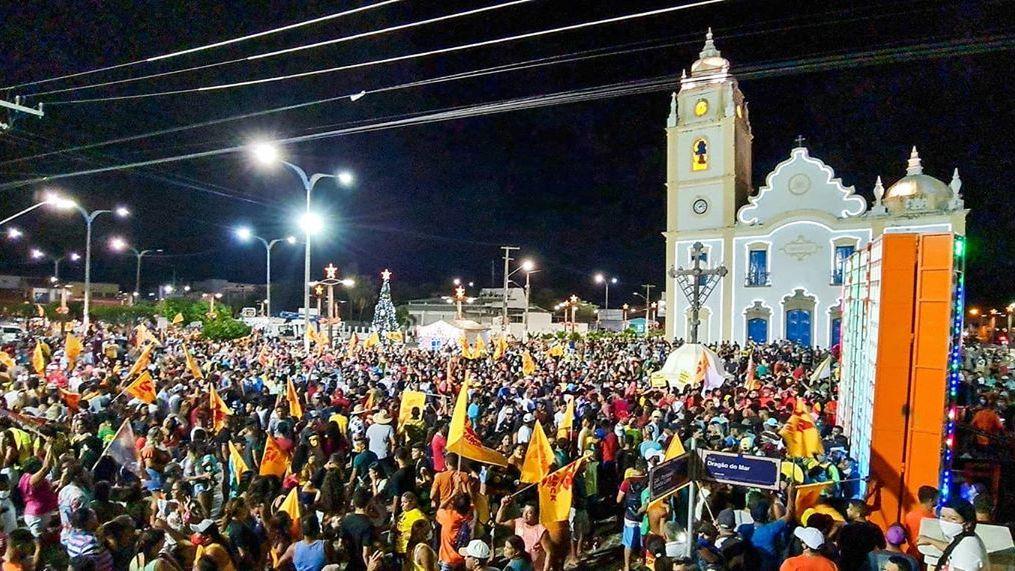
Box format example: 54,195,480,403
917,499,987,571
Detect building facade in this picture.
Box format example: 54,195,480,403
663,31,968,347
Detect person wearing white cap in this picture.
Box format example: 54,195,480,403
779,526,837,571
515,413,534,445
459,539,497,571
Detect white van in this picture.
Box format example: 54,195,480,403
0,322,24,343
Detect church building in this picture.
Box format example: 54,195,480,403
662,31,968,347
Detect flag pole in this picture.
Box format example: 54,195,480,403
685,440,697,559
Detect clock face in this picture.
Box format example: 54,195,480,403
694,99,708,117
692,198,709,215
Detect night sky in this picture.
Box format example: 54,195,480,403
1,0,1013,312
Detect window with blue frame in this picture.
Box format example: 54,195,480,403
747,249,768,286
832,244,855,285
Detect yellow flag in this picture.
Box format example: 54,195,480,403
447,376,508,466
0,351,14,370
474,336,486,356
398,390,426,431
547,344,564,358
259,435,290,477
330,413,349,435
459,336,475,359
520,421,555,483
538,458,584,526
209,384,232,432
32,342,48,374
385,331,404,344
172,312,184,326
364,331,380,349
278,486,302,536
493,336,508,360
228,441,250,486
125,371,157,404
780,400,824,458
286,379,303,419
664,432,686,460
64,334,83,367
346,333,359,357
557,398,575,440
183,344,204,380
521,351,536,376
127,344,153,379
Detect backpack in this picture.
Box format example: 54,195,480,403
624,478,647,521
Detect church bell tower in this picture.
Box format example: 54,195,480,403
663,30,753,339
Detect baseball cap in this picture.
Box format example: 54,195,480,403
793,526,825,550
458,539,492,559
716,508,736,530
191,519,216,534
523,413,534,422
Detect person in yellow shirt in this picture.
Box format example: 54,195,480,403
394,492,428,559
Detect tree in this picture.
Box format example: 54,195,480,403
370,269,399,334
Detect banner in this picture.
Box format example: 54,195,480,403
538,458,584,526
398,390,426,430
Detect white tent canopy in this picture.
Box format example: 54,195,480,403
415,319,489,350
658,343,730,390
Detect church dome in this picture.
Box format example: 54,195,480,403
690,28,730,77
883,147,954,213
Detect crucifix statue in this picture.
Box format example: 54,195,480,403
668,241,727,343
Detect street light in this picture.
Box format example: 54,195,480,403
6,228,22,239
594,273,618,310
0,195,69,228
30,248,44,259
251,141,354,351
520,261,540,341
110,238,162,306
51,195,130,331
234,226,298,317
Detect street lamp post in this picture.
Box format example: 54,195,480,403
110,238,161,305
252,142,353,351
235,227,296,318
52,198,129,332
521,262,539,341
594,273,618,310
0,198,62,228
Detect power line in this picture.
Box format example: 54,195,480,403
2,34,1010,191
1,0,402,91
26,0,534,98
2,0,944,166
42,0,725,103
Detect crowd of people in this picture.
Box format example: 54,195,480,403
0,317,1000,571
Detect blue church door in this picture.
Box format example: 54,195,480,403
747,318,768,344
830,317,842,347
786,309,812,346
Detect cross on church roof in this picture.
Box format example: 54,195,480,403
794,135,806,148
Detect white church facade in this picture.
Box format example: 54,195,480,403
662,32,968,347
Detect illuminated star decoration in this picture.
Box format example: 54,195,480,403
455,286,466,299
324,263,338,280
381,269,392,281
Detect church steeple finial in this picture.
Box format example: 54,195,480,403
906,146,923,176
870,176,888,215
950,167,962,194
700,27,721,59
667,92,677,127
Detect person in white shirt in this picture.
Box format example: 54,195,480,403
918,498,988,571
515,413,534,445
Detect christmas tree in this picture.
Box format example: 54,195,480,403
371,269,399,334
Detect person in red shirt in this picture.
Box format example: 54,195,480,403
970,405,1004,447
903,485,938,558
780,527,838,571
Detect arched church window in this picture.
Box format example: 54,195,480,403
692,138,709,171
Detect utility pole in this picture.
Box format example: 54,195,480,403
500,246,519,333
642,284,655,334
0,96,44,131
669,241,727,344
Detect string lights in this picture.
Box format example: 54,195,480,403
939,234,966,501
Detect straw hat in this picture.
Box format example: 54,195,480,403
372,410,393,424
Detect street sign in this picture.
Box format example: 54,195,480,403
649,452,692,501
697,450,782,490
